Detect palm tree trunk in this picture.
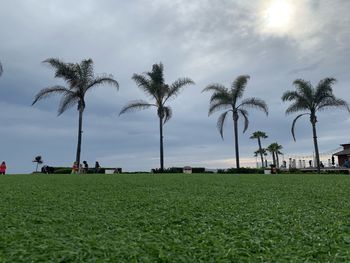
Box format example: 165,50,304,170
272,152,276,166
311,117,320,173
276,153,280,168
159,115,164,171
233,117,240,169
36,163,38,172
76,108,84,172
258,138,264,168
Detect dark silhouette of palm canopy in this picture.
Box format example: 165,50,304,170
203,75,268,168
250,131,268,168
32,58,119,170
267,142,283,167
282,78,349,173
119,63,194,171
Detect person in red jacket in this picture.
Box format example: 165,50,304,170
71,162,78,174
0,161,6,175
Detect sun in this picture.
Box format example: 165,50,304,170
264,0,294,32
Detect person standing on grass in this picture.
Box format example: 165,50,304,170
95,161,100,174
71,162,78,174
0,161,6,175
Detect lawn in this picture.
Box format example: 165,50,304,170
1,174,350,262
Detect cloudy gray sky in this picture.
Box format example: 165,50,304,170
1,0,350,173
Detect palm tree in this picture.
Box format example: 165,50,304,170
32,155,43,172
32,58,119,171
267,143,283,168
282,78,349,173
119,63,194,171
254,148,268,168
274,143,283,168
203,75,268,168
250,131,268,168
267,143,276,166
0,61,3,76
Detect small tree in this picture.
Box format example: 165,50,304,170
32,156,43,172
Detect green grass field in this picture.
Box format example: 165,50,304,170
1,174,350,262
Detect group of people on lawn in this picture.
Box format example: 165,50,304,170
71,161,100,174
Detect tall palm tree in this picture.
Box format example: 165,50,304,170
203,75,268,168
119,63,194,171
250,131,268,168
282,78,349,173
267,142,283,167
32,58,119,170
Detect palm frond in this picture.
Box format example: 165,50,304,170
285,102,309,115
216,110,230,139
43,58,77,84
291,113,310,141
81,59,94,83
202,83,227,93
119,100,155,115
281,91,300,101
238,109,249,133
314,78,336,105
132,73,154,97
317,97,350,112
85,75,119,93
208,102,231,116
162,106,173,124
58,93,79,115
32,86,70,105
209,91,231,104
43,58,81,90
282,90,312,112
164,77,194,102
293,79,314,102
239,97,268,115
231,75,250,99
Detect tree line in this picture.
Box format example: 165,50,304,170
0,59,349,173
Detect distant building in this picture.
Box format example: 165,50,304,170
333,144,350,167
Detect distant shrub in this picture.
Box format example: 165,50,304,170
54,168,71,174
151,168,180,173
325,169,349,174
218,168,264,174
192,167,205,173
151,167,206,173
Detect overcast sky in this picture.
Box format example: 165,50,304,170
1,0,350,173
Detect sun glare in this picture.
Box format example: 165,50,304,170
264,0,294,32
